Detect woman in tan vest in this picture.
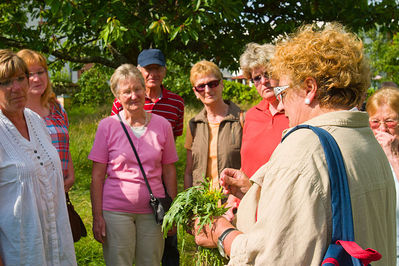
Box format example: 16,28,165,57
183,60,243,219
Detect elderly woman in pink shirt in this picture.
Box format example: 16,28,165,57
89,64,177,266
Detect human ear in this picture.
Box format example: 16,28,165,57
304,77,317,104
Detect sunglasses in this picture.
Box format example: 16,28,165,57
251,72,269,84
194,80,220,93
273,85,289,102
369,119,398,129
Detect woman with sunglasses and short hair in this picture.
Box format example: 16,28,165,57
184,60,243,198
366,86,399,261
239,43,289,178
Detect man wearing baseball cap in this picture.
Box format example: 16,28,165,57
111,49,184,265
111,49,185,140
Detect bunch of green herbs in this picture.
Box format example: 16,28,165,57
162,180,229,265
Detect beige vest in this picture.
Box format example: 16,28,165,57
189,100,243,186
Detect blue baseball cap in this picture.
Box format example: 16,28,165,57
137,49,166,67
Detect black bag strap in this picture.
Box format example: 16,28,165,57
117,113,155,199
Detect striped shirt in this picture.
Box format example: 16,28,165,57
111,85,185,137
43,102,70,178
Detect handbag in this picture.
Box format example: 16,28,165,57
66,192,87,242
117,113,172,224
282,125,382,266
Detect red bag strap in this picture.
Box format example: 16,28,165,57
336,241,382,266
322,257,340,265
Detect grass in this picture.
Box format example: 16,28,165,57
68,104,202,265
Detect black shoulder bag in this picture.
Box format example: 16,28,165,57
117,113,172,224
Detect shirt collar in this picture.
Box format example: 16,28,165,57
282,110,370,136
255,98,269,112
145,85,166,101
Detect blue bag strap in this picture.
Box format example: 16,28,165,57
282,125,355,243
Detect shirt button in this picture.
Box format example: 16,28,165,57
40,162,43,166
37,156,40,159
34,150,37,153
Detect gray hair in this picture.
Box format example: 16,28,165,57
239,43,275,80
110,64,145,96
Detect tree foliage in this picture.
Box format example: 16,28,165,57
1,0,398,72
74,64,114,105
363,29,399,86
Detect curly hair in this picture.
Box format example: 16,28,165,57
366,87,399,116
239,43,275,80
0,49,28,81
17,49,57,109
110,64,145,97
190,60,222,86
271,23,371,109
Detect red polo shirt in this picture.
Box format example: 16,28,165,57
111,86,184,137
241,99,289,178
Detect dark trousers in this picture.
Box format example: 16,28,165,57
162,234,179,265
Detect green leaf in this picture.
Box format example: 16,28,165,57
194,0,201,11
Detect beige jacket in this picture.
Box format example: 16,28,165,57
230,111,396,265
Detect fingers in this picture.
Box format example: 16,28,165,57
221,168,239,180
64,177,74,192
93,219,106,243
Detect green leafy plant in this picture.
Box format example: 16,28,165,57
223,80,261,106
162,180,228,265
74,64,114,106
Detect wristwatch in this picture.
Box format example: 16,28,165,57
217,228,237,259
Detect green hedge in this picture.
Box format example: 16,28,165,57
223,80,261,106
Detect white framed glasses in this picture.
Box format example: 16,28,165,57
273,85,289,102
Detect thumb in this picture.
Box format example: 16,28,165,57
102,224,106,237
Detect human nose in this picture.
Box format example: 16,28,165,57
377,122,389,132
127,91,136,99
260,75,270,85
29,73,40,80
11,79,26,91
277,99,285,112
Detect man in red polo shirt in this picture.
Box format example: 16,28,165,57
111,49,184,139
111,49,184,265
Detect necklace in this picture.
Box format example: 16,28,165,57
131,111,149,128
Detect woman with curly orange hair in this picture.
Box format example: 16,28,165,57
193,23,395,265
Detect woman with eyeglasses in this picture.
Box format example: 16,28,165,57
17,49,76,193
366,86,399,260
193,24,395,265
238,43,289,178
89,64,177,266
0,49,76,265
184,60,243,199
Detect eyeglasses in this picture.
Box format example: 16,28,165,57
251,72,269,84
273,85,289,102
369,119,398,129
194,80,220,93
0,75,27,89
28,70,46,78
